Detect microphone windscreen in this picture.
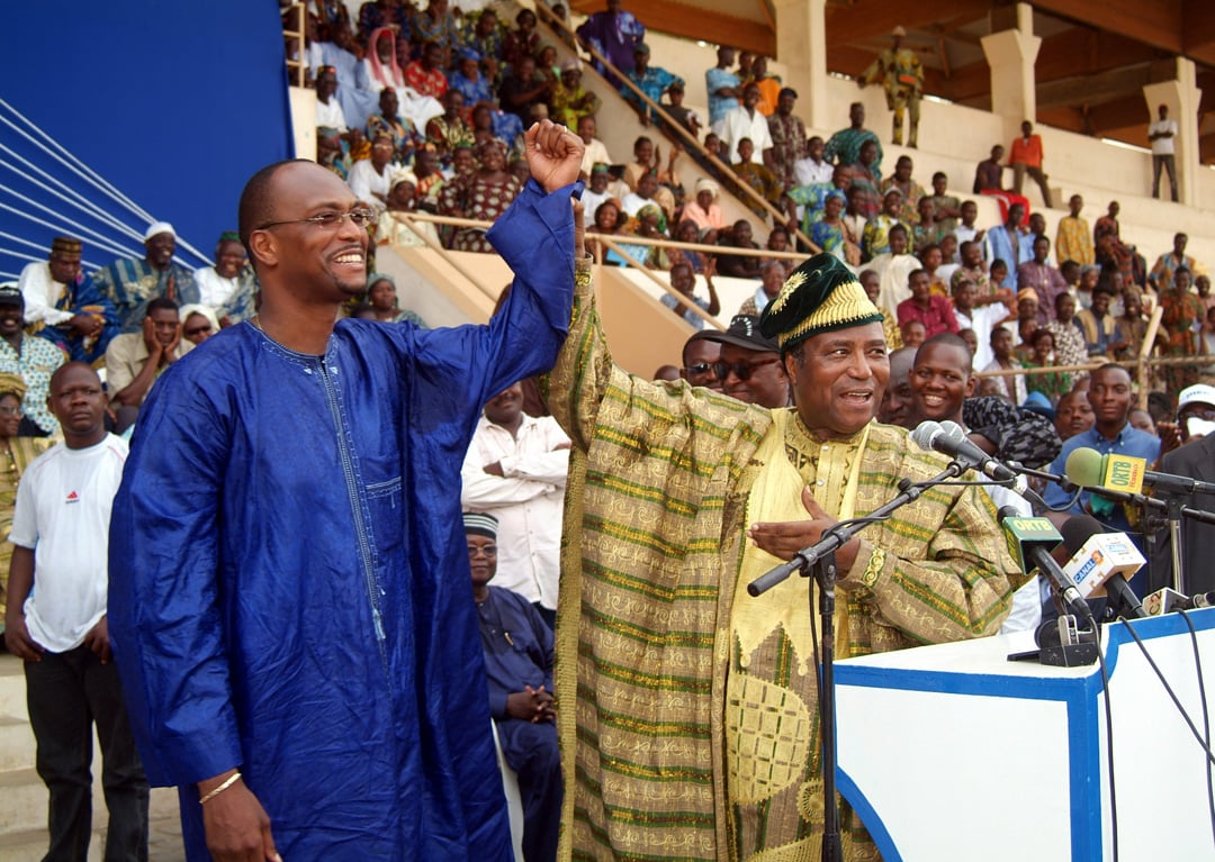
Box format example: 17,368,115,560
1064,447,1104,488
1060,514,1106,554
910,420,942,452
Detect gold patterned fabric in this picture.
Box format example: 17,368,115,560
548,266,1021,861
0,436,53,626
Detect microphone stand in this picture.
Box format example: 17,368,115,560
747,460,967,862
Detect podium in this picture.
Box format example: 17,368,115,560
834,608,1215,861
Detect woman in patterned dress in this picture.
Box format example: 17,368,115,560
442,140,521,253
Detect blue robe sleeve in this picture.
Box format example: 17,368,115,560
108,378,241,787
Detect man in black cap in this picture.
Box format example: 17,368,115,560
547,234,1019,860
697,314,789,408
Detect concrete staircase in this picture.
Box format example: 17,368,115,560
0,654,183,861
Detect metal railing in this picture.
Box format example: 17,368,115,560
531,2,820,255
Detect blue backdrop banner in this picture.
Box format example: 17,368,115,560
0,0,295,277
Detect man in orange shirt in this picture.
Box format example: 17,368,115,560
1009,121,1052,208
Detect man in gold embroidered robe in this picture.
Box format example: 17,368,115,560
548,248,1020,861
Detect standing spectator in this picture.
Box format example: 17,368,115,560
1150,232,1203,293
706,45,740,135
1017,235,1068,323
858,25,924,147
911,198,943,254
810,191,860,267
1008,121,1053,208
767,87,807,190
104,298,193,432
93,223,199,334
953,199,984,248
984,203,1033,288
862,188,911,261
16,237,115,364
461,382,570,628
7,362,148,862
662,81,703,138
864,223,919,317
824,102,882,173
952,276,1009,369
621,43,683,124
732,139,782,212
1076,285,1119,358
793,135,833,186
1159,267,1208,393
1045,292,1088,370
845,139,883,220
924,171,961,235
551,60,600,131
750,57,781,116
0,285,64,436
1055,194,1094,267
1113,287,1155,362
405,42,448,101
464,512,562,862
897,268,959,339
576,0,645,80
1148,104,1179,202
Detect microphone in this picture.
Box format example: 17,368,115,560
1059,515,1147,618
998,506,1091,622
1143,588,1215,616
913,420,1048,508
1064,447,1215,497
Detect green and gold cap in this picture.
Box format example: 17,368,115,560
759,253,883,352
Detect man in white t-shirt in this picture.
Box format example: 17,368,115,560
6,362,148,860
1148,103,1178,202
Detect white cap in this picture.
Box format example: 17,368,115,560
144,221,176,241
1178,384,1215,411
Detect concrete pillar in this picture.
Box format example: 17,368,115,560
774,0,830,132
1143,57,1203,206
980,2,1040,144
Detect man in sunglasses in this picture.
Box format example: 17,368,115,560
108,120,585,861
548,250,1018,861
696,314,789,408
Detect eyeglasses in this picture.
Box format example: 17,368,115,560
683,362,716,378
714,358,781,381
184,325,213,337
256,208,376,232
467,544,498,558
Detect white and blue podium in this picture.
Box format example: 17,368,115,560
835,608,1215,861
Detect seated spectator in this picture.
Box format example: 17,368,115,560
377,170,440,248
621,173,666,227
412,0,459,57
315,65,349,132
449,49,493,111
766,87,806,190
589,199,628,265
575,117,612,180
1159,266,1209,393
179,305,218,346
93,223,198,334
1013,289,1041,350
317,126,352,181
662,81,703,139
810,190,860,268
911,197,943,254
715,221,762,279
631,204,673,269
465,510,561,862
499,55,552,125
461,9,504,66
919,244,949,297
738,259,785,317
348,133,398,206
900,318,926,350
952,240,992,298
793,135,831,187
1076,285,1119,358
880,155,924,223
937,235,961,277
0,285,64,436
622,43,683,125
1150,232,1204,293
361,27,444,131
862,188,912,261
1045,292,1088,370
719,83,771,165
17,237,116,365
1111,287,1153,363
426,90,475,159
439,140,521,253
104,298,192,432
952,276,1010,369
784,163,849,236
405,41,448,99
973,143,1031,222
365,273,425,325
954,199,984,247
666,219,710,275
733,138,782,214
1017,235,1067,325
983,325,1027,404
1023,329,1070,405
924,171,961,235
580,164,613,223
824,101,882,172
551,60,600,131
366,87,419,165
502,7,540,68
0,371,52,621
1055,388,1096,441
984,203,1033,289
898,268,959,339
660,261,720,330
356,0,410,45
863,223,918,318
193,232,248,310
